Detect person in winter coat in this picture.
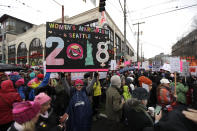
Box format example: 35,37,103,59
59,72,98,131
157,78,176,111
15,78,26,101
123,78,132,101
105,75,125,122
93,75,102,119
124,87,156,131
34,93,61,131
27,74,44,100
8,101,40,131
0,80,22,131
170,77,188,105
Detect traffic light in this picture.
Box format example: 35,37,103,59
99,0,106,12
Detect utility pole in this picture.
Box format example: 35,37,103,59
141,42,142,65
52,0,64,23
133,22,145,63
123,0,126,57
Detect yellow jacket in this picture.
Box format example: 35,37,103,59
93,81,102,96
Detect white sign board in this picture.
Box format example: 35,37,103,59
152,61,161,72
99,72,107,79
110,60,117,70
142,61,149,70
71,72,85,80
182,62,189,76
170,57,180,73
50,73,59,79
161,63,171,72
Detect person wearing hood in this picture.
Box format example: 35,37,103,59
106,75,125,122
124,87,161,131
8,101,41,131
170,77,188,105
15,78,26,101
0,80,22,131
27,74,44,100
34,93,61,131
59,72,98,131
123,78,132,101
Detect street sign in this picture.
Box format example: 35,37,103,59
46,22,110,72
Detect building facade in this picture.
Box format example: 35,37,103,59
172,29,197,65
0,14,33,64
0,7,135,65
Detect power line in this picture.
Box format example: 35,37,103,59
131,3,197,21
0,5,11,8
118,0,124,13
51,0,62,6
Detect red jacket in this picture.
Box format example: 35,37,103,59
0,80,21,125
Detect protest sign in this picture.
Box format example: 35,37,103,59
142,61,149,70
124,61,131,66
182,61,189,76
161,63,171,72
50,73,59,79
110,60,117,70
170,57,180,73
46,22,110,72
152,61,161,72
99,72,107,79
71,72,85,80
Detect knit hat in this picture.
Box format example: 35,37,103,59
74,79,84,86
110,75,121,88
10,74,21,84
37,74,44,79
29,72,36,79
160,78,170,84
34,93,51,105
12,101,41,124
15,78,25,87
132,87,149,100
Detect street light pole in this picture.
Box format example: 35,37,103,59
133,22,145,63
123,0,126,57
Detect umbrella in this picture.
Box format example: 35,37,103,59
0,63,24,71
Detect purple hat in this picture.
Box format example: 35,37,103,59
12,101,40,124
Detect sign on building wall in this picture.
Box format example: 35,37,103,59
45,22,110,72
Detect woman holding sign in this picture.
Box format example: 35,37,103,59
59,72,98,131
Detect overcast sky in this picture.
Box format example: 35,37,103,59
1,0,197,58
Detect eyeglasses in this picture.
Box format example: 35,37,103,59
76,84,83,87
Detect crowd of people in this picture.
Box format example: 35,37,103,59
0,67,197,131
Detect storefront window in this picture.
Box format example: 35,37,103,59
29,38,43,66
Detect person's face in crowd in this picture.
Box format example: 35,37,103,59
41,101,51,114
164,83,170,87
76,84,83,91
142,99,148,106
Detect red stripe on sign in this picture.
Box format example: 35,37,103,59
46,69,109,72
